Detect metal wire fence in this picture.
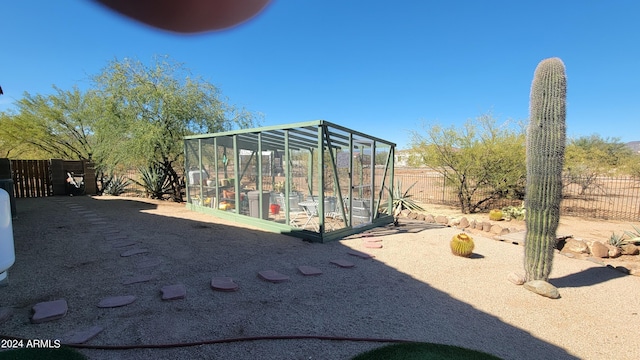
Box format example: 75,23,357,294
119,167,640,222
393,168,640,222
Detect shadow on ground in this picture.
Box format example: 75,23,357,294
0,196,578,360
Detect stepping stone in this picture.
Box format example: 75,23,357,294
97,295,136,308
330,259,355,268
112,240,137,248
298,265,323,276
348,249,374,259
120,248,149,257
258,270,290,283
61,325,104,344
211,277,239,292
364,242,383,249
122,274,156,285
0,307,12,324
160,284,186,300
136,258,163,269
31,299,68,324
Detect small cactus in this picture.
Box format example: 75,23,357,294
489,209,503,221
450,233,475,257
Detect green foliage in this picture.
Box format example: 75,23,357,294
608,232,627,247
564,135,636,195
610,225,640,247
0,55,259,203
501,203,526,220
565,135,635,174
92,56,259,201
409,113,525,214
524,57,567,282
382,180,425,225
101,174,132,196
132,164,172,199
0,86,98,159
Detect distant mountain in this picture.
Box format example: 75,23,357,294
627,141,640,153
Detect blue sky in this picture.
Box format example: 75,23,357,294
1,0,638,149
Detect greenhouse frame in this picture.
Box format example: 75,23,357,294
184,120,396,243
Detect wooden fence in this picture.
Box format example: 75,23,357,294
0,159,97,198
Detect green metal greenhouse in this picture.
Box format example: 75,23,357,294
184,120,396,243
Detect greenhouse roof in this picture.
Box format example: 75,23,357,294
183,120,396,152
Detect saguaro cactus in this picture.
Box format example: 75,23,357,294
524,58,567,281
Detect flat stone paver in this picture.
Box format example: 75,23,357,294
330,259,355,268
31,299,68,324
298,265,323,276
258,270,290,283
122,274,156,285
160,284,186,300
61,325,104,344
97,295,136,308
211,277,239,292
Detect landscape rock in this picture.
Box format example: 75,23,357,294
490,224,503,235
562,239,589,254
469,219,477,229
507,272,525,285
459,217,470,229
523,280,560,299
408,212,419,220
435,215,449,225
400,209,411,217
606,245,622,258
415,213,426,221
481,221,491,232
621,244,640,255
589,241,609,258
424,214,436,223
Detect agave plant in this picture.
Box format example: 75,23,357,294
102,174,132,196
623,225,640,244
132,163,172,199
382,180,425,226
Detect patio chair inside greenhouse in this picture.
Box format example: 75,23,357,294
184,120,396,243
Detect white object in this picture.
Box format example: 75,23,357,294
188,170,207,185
0,188,15,284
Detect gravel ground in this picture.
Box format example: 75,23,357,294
1,196,638,360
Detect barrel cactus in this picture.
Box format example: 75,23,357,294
524,57,567,282
450,233,475,257
489,209,503,221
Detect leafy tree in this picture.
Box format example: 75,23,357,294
409,114,526,213
564,135,635,194
91,56,260,201
0,86,97,160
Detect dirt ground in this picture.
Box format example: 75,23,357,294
1,195,639,360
